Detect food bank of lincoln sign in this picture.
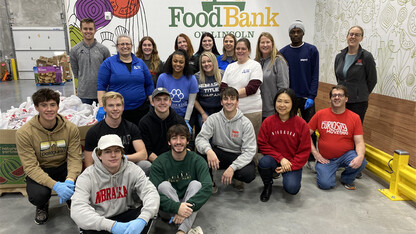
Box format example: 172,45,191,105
168,0,280,38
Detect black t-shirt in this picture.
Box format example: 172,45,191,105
85,119,141,154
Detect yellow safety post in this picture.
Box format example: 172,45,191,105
379,150,410,201
10,58,18,80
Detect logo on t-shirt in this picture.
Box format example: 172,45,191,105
40,140,67,157
355,59,363,65
232,130,239,138
95,186,128,204
170,89,185,103
321,121,348,135
133,65,141,69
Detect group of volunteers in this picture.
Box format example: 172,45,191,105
15,17,377,234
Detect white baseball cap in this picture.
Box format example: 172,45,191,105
97,134,124,150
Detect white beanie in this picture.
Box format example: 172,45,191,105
289,20,305,33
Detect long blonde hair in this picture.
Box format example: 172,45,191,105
255,32,287,68
198,51,222,84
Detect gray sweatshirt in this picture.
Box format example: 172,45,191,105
70,40,110,99
259,55,289,118
195,109,256,171
70,148,159,232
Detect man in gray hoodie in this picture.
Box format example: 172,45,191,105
195,87,256,192
71,134,159,234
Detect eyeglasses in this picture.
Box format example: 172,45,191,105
117,43,132,47
331,94,345,98
348,33,362,37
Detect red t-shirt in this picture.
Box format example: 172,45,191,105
308,108,363,159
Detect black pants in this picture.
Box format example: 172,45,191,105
26,163,67,209
80,207,151,234
122,99,150,126
346,101,368,124
202,145,256,183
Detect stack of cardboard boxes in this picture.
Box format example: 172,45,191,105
34,53,72,85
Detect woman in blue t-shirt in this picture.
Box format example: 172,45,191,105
156,49,198,127
194,51,224,127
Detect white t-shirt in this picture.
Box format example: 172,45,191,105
222,59,263,114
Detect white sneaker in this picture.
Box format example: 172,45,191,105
188,226,203,234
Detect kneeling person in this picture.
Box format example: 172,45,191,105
195,87,257,192
308,85,367,190
71,134,159,234
150,124,211,234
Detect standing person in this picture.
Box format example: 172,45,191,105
255,32,290,120
97,34,154,125
280,20,319,169
308,85,367,190
335,25,377,123
257,89,310,202
156,49,198,132
174,33,197,70
136,36,164,88
150,124,211,234
70,18,111,105
335,26,377,179
221,38,263,137
71,134,159,234
217,33,237,70
16,88,82,225
194,51,224,127
84,92,151,175
139,88,187,163
195,87,257,193
192,32,220,74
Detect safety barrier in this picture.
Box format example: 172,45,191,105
365,144,416,201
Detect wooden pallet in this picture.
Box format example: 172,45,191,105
0,184,27,196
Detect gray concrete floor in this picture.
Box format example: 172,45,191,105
0,80,415,234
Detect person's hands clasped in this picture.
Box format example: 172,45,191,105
172,214,185,224
178,202,193,218
53,181,75,204
221,167,234,185
275,158,292,174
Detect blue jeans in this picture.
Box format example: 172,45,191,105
258,155,303,195
315,150,367,190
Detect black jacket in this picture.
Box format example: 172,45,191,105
139,106,186,157
334,45,377,103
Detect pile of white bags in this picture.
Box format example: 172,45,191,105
0,92,97,129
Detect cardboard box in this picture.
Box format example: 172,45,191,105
36,53,72,81
0,124,94,188
33,66,63,84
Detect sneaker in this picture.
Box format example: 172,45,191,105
272,172,281,179
212,181,218,194
34,202,49,225
232,179,244,192
340,180,356,190
188,226,203,234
